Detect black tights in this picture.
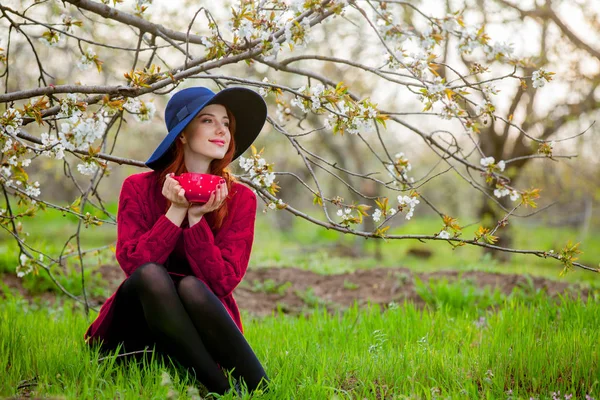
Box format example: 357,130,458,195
117,262,268,395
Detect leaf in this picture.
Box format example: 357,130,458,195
313,193,323,206
70,196,82,213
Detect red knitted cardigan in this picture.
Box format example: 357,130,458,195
84,170,257,345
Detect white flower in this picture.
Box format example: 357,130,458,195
389,208,397,215
238,156,254,172
485,41,514,61
263,172,275,187
494,187,510,198
482,84,499,96
290,96,308,113
200,36,214,49
441,18,458,33
237,19,254,41
458,26,481,53
509,190,519,202
372,208,382,222
21,158,31,167
17,253,33,278
437,230,451,239
258,77,269,97
77,162,98,176
268,202,276,210
38,31,63,47
497,160,505,172
426,77,446,96
77,48,96,71
344,208,351,214
480,156,495,167
8,156,18,166
337,209,343,217
0,165,12,178
25,182,41,198
2,138,12,152
397,195,420,220
532,68,549,89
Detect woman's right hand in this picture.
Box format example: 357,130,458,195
162,173,190,209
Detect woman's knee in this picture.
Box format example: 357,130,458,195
177,276,215,308
129,262,172,294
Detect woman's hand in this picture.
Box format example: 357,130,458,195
188,181,228,220
162,173,190,209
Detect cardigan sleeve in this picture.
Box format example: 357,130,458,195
183,187,257,298
115,177,183,277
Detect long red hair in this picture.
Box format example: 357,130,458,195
158,107,238,230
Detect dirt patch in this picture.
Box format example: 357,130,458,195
1,265,591,316
234,267,591,316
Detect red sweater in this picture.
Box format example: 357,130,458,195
84,171,256,344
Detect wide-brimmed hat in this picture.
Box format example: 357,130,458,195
145,86,267,170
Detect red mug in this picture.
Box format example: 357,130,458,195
171,173,225,204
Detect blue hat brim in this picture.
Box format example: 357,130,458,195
145,87,267,171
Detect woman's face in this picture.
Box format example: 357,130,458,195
180,103,231,162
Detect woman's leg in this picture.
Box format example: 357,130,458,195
176,276,269,392
119,262,231,394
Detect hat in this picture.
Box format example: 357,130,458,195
145,86,267,170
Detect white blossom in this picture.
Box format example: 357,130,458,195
25,181,41,198
291,96,308,113
1,108,23,135
372,208,382,222
532,68,549,88
458,26,481,53
485,41,514,61
0,165,12,178
441,17,458,33
497,160,506,172
494,187,510,198
2,138,12,152
258,77,269,97
480,156,495,167
200,36,214,49
77,48,96,71
237,19,254,41
437,230,451,239
509,190,520,202
482,84,499,96
38,31,63,47
77,162,98,176
397,195,420,220
427,77,446,96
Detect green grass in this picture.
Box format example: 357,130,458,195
2,202,600,399
1,290,598,399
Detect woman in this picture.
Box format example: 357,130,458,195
84,86,270,396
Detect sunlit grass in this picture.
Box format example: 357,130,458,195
1,289,598,399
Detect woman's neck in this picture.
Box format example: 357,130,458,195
184,157,211,174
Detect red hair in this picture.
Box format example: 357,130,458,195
158,107,238,230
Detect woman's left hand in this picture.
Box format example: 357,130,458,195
188,181,229,218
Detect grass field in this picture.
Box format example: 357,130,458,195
1,290,598,399
1,200,599,399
